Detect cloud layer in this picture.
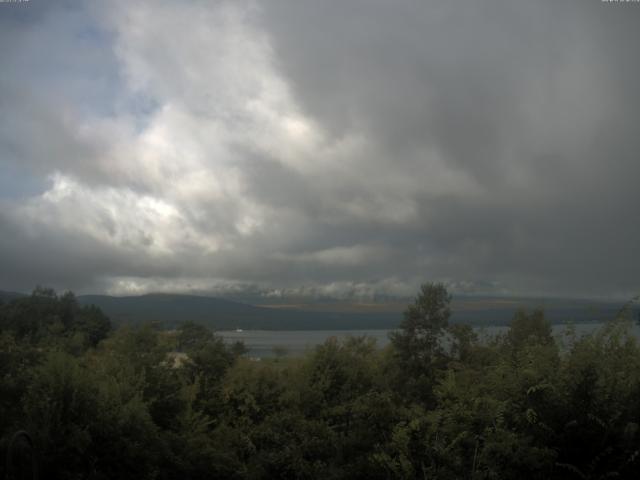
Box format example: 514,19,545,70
1,0,639,299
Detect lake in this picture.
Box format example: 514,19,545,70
219,322,640,358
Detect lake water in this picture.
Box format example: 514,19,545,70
219,322,640,358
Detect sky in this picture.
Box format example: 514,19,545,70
0,0,639,300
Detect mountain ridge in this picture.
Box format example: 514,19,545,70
1,290,634,330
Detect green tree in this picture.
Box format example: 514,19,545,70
176,321,214,352
75,304,111,347
23,352,162,479
506,309,553,351
389,282,452,403
447,323,478,363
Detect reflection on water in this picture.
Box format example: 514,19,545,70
219,322,640,358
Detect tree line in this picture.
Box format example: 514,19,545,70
1,284,639,479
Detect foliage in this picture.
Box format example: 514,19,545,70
1,284,640,479
389,282,452,404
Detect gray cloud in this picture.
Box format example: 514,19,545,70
0,0,638,299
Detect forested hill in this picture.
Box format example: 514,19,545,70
76,293,400,330
1,290,632,329
0,290,25,303
78,293,633,329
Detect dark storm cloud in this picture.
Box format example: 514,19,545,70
0,0,638,298
0,209,177,292
250,0,640,297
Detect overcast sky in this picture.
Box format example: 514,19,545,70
0,0,639,299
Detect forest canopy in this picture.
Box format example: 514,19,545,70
1,284,639,479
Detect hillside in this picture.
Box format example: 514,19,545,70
2,290,632,330
77,293,634,330
0,290,26,303
77,293,400,330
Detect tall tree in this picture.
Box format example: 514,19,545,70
389,282,451,403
